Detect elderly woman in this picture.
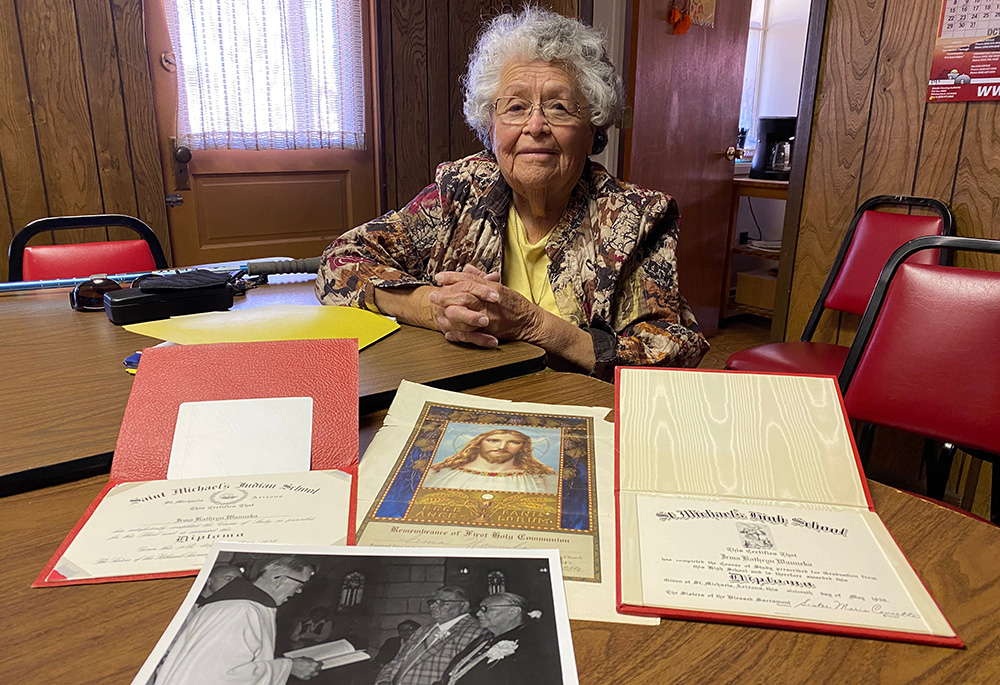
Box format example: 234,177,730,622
316,8,708,380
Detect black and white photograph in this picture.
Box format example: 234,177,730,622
133,544,577,685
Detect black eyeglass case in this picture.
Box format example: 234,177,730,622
103,276,234,325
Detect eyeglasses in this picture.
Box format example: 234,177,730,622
477,604,519,613
70,275,123,311
278,574,310,587
493,97,588,126
426,598,466,607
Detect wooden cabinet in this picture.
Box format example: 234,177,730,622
720,177,788,318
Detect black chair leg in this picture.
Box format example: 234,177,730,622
925,441,955,501
856,423,875,469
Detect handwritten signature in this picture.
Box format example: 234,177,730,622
794,598,919,620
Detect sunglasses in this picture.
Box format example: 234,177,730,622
69,274,160,311
69,275,124,311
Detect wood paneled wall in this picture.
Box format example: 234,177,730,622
785,0,999,508
377,0,579,211
0,0,585,280
788,0,1000,345
0,0,169,281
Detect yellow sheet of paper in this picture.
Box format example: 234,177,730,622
124,304,398,350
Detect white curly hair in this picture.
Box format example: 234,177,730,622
462,6,624,154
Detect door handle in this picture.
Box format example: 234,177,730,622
172,140,192,191
160,52,177,73
725,146,745,161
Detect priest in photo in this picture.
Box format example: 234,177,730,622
422,429,558,494
154,556,321,684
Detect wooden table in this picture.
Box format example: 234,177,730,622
720,177,789,319
2,371,998,684
0,281,543,493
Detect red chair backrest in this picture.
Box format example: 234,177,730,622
844,262,1000,455
22,240,157,280
824,211,944,315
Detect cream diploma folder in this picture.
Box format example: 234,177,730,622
615,368,961,647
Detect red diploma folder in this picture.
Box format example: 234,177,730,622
614,367,963,648
34,339,359,588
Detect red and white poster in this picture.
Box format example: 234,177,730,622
927,0,1000,102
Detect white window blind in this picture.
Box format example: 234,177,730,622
164,0,366,151
739,0,767,154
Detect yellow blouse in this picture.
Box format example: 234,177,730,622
502,205,560,317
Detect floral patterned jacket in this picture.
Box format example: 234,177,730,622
315,152,708,380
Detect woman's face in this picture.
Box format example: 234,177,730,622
490,60,594,204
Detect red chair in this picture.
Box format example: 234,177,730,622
7,214,169,281
838,235,1000,523
726,195,953,375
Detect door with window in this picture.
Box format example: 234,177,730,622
145,0,378,267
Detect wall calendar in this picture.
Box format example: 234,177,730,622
927,1,1000,101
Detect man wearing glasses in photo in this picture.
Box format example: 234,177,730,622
376,586,488,685
438,592,561,685
156,556,321,684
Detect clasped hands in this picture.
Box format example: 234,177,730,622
427,265,541,348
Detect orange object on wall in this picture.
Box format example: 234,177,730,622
675,13,692,34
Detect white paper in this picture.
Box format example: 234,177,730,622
635,493,948,634
167,397,313,479
51,470,351,582
355,380,657,626
131,544,579,685
284,639,370,670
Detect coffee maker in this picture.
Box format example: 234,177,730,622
749,116,796,181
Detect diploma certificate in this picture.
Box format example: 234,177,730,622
42,470,351,584
636,494,943,634
615,368,960,646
